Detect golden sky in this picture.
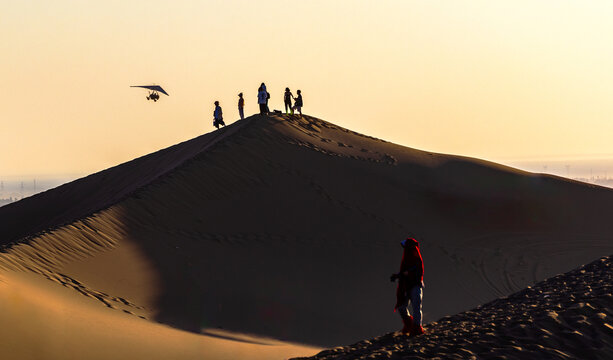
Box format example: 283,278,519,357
2,1,613,176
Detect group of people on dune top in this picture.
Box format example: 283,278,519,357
256,82,303,116
212,82,304,129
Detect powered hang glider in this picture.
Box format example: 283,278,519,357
131,85,169,102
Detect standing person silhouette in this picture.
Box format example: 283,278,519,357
390,237,425,336
213,101,225,129
238,93,245,120
257,87,268,115
284,88,294,114
261,82,270,113
292,90,303,117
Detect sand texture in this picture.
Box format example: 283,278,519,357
0,271,319,360
293,255,613,359
0,114,612,358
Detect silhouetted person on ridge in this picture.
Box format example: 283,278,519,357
292,90,303,117
238,93,245,120
213,101,225,129
260,82,270,113
257,86,268,115
284,87,294,114
390,237,425,336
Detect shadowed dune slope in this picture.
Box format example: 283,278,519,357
1,114,613,347
294,254,613,360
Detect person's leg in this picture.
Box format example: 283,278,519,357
409,286,424,334
397,299,413,334
239,107,244,120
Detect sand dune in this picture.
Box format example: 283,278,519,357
294,254,613,359
1,113,612,357
0,270,319,360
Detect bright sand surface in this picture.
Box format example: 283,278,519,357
1,114,612,358
0,270,319,360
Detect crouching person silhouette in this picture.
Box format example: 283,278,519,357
390,237,425,336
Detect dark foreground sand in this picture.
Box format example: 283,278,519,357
0,114,612,358
294,255,613,359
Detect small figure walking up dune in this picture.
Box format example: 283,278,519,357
213,101,225,129
390,237,425,336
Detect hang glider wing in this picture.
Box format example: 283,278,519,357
130,85,169,96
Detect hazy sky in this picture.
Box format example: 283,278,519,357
3,1,613,177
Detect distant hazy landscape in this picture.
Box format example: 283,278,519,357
0,176,78,206
508,156,613,187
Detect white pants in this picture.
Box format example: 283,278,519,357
398,285,423,326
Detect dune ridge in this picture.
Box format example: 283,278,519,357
1,114,612,354
0,120,250,247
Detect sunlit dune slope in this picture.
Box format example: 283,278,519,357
0,270,319,360
1,114,612,347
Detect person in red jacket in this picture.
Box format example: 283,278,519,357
390,237,425,336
